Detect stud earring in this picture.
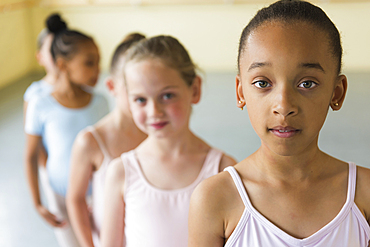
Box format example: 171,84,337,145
334,103,339,107
238,101,244,110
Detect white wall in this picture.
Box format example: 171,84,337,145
46,1,370,73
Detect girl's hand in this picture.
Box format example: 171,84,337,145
36,205,67,227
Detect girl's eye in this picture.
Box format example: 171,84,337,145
135,97,146,104
162,93,175,100
298,81,317,89
253,80,271,89
85,61,95,67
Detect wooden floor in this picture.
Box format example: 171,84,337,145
0,72,369,246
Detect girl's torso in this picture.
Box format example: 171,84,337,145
88,121,146,246
25,93,109,196
122,148,223,247
224,163,370,247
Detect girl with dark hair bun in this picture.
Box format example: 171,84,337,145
189,1,370,246
23,13,67,172
24,17,109,247
24,13,67,105
66,33,147,247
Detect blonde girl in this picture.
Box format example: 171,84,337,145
101,35,236,247
188,1,370,246
66,33,147,247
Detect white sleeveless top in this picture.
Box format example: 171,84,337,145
86,126,113,247
224,163,370,247
122,148,223,247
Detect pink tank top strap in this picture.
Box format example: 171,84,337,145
224,166,249,207
200,148,224,176
121,150,137,197
86,126,111,161
348,162,357,203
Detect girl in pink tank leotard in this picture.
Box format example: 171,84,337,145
189,1,370,247
66,33,147,247
100,35,237,247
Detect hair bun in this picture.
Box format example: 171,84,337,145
46,13,67,34
122,33,146,43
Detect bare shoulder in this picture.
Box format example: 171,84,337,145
355,165,370,223
190,168,242,244
107,157,125,182
70,129,104,172
74,128,101,155
219,154,237,172
192,169,239,216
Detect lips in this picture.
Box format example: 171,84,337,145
150,121,168,130
269,126,300,138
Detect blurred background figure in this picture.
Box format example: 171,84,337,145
66,33,147,247
24,15,109,247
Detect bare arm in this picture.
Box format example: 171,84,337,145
66,131,99,247
101,158,125,247
24,134,65,227
188,176,227,247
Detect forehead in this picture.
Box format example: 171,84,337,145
125,59,185,92
74,41,99,58
240,21,336,74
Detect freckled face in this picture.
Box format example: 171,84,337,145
237,21,341,156
125,59,197,138
65,41,100,87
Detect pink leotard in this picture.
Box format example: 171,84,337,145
86,126,113,247
122,148,223,247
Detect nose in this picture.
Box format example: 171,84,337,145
148,100,164,118
272,84,298,118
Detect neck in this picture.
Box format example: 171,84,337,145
54,73,87,97
252,141,329,183
145,128,197,157
110,108,136,131
42,72,58,85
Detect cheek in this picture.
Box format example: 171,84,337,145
130,104,146,126
246,105,266,134
245,92,266,123
305,103,329,130
167,101,190,121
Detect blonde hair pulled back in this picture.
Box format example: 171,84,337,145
124,35,198,87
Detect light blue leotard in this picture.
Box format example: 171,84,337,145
24,79,54,102
25,93,109,196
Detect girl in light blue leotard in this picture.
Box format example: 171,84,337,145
24,17,108,247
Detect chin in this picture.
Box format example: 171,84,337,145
263,142,302,157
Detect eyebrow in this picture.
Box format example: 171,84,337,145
248,62,272,71
128,85,179,95
299,63,325,73
162,85,179,90
247,62,326,74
